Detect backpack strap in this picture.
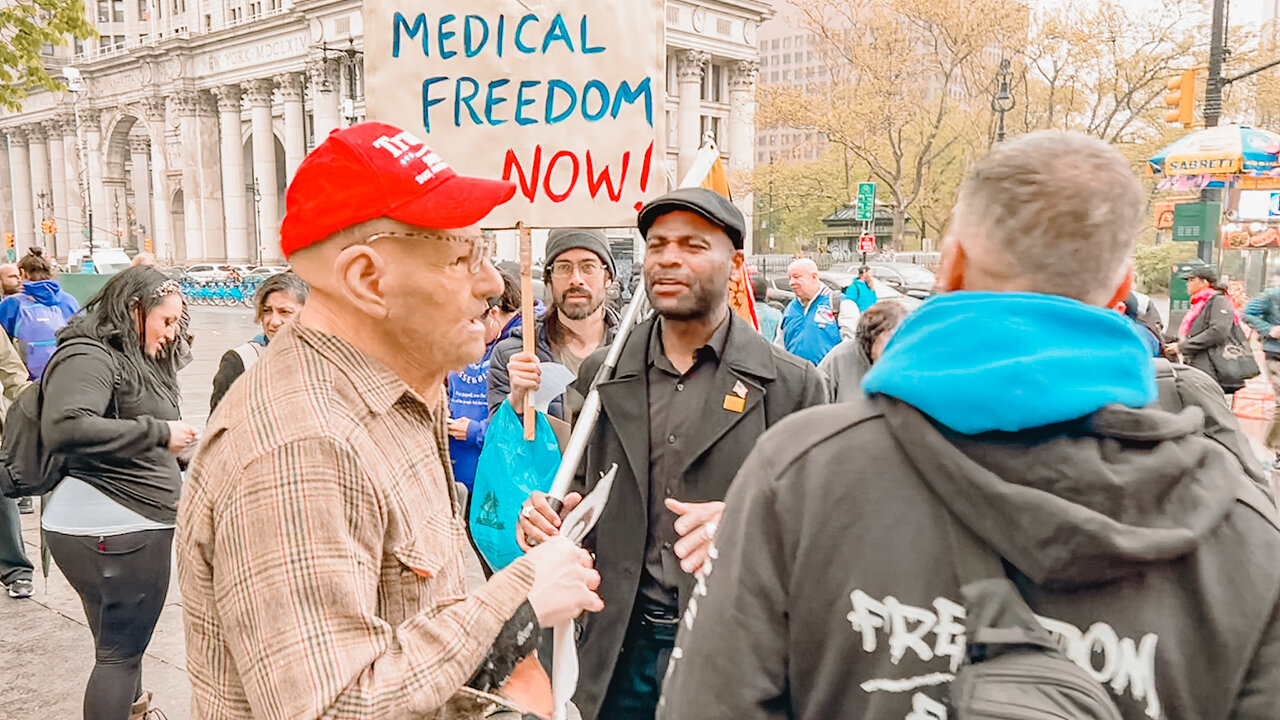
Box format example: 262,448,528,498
1152,357,1181,413
943,511,1060,659
233,341,263,371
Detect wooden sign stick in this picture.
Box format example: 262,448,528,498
519,223,537,441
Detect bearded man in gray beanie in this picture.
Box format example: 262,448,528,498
489,228,619,433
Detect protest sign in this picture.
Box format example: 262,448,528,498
363,1,667,228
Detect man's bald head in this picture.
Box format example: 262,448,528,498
287,217,502,394
939,131,1145,306
0,264,20,296
788,257,822,303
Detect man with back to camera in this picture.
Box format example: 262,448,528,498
658,131,1280,720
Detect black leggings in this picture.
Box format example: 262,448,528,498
46,528,173,720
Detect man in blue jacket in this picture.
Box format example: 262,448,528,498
1244,278,1280,460
779,258,840,365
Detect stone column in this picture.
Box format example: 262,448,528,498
245,78,279,261
276,72,306,179
128,136,153,252
213,85,249,263
46,123,68,257
8,128,34,254
307,58,341,143
0,133,13,246
728,60,759,253
83,110,110,249
58,114,85,249
27,124,53,253
173,91,205,261
676,50,709,181
142,96,174,262
195,91,226,261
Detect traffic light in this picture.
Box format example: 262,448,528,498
40,219,57,235
116,226,124,238
1164,69,1196,126
3,232,12,250
144,237,153,253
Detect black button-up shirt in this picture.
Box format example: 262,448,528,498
640,314,731,609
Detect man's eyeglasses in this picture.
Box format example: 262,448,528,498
362,230,495,274
550,260,604,279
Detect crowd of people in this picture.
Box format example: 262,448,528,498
2,119,1279,720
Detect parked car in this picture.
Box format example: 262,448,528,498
836,262,936,299
818,271,924,312
763,272,924,312
766,275,796,306
249,265,290,277
185,264,228,281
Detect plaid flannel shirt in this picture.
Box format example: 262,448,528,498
177,322,535,719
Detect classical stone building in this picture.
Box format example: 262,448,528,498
0,0,769,264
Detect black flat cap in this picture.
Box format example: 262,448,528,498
638,187,745,249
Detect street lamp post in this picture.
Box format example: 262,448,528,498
252,179,262,266
991,59,1015,144
64,67,94,268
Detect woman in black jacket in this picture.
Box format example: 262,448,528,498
39,266,199,720
1171,266,1244,393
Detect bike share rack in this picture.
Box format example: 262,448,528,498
180,277,265,308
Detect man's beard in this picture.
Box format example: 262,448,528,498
645,276,724,320
555,287,604,320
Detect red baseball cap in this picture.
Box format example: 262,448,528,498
279,121,517,257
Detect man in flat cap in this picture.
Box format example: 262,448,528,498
516,187,827,720
177,122,603,720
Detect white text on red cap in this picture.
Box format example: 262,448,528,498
371,131,450,186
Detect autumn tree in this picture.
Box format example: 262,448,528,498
0,0,95,111
758,0,1026,249
1007,0,1200,145
753,149,852,252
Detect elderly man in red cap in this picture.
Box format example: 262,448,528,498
177,122,604,720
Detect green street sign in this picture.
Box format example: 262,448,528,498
1171,201,1221,243
856,182,876,222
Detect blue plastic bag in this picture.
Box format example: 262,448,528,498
469,399,562,570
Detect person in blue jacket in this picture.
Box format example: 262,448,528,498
844,265,878,311
447,268,536,491
0,247,81,379
779,257,840,365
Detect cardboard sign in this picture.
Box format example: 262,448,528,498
364,1,667,228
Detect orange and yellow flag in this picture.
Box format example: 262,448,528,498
701,157,759,331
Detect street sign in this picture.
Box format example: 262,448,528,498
858,235,876,253
1172,201,1221,242
856,182,876,222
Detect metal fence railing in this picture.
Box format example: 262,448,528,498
749,251,941,277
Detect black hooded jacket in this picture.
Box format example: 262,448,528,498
658,396,1280,720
